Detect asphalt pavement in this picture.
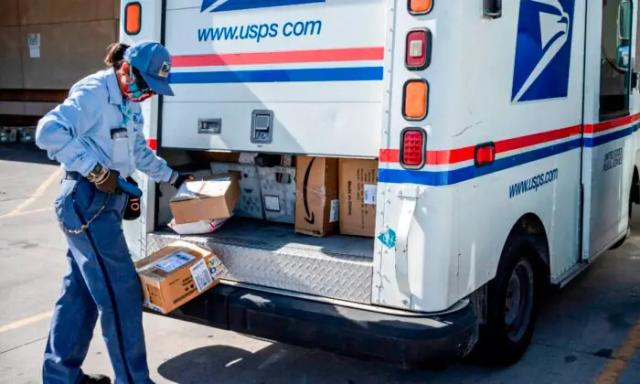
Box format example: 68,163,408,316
0,143,639,384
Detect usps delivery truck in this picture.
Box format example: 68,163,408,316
121,0,640,366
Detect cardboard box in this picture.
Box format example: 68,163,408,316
159,169,213,226
135,241,226,314
210,162,264,220
295,157,339,237
170,175,240,224
339,159,378,237
257,166,297,224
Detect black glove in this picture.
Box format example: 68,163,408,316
171,172,194,189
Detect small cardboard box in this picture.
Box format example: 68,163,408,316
339,159,378,237
159,169,213,226
135,241,226,314
210,162,264,220
257,166,297,224
170,176,240,225
295,157,339,237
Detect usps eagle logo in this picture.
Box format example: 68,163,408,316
512,0,575,103
200,0,324,13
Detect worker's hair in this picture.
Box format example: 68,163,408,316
104,42,130,69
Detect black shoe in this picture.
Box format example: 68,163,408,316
80,374,111,384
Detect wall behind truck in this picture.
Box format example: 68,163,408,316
0,0,120,123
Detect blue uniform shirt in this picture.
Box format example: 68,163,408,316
36,69,174,182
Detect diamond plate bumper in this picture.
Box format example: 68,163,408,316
147,219,374,304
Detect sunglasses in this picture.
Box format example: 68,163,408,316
129,66,155,96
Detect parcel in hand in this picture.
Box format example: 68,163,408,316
169,176,240,224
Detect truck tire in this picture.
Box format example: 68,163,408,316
475,237,539,365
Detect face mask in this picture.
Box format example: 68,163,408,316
123,66,154,103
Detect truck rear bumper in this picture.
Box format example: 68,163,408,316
158,285,478,368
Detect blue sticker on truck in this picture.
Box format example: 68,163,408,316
512,0,575,103
201,0,325,13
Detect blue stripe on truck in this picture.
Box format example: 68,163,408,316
379,138,583,186
169,67,384,84
582,125,639,148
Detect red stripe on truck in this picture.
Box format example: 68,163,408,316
583,113,640,134
380,124,582,165
172,47,385,67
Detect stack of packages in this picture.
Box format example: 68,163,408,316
170,153,379,238
168,174,240,235
294,157,378,237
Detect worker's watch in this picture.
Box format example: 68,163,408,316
87,163,108,184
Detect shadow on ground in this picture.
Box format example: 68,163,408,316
157,342,432,384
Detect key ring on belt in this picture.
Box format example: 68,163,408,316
59,194,112,235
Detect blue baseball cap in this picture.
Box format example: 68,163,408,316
124,41,174,96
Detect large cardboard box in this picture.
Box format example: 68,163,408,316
170,175,240,224
135,241,226,314
210,162,264,219
295,157,339,237
339,159,378,237
257,166,296,224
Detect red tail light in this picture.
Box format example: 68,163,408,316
475,142,496,166
406,29,431,70
401,128,427,169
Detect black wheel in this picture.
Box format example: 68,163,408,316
475,237,539,365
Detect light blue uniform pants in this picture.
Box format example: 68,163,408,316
43,177,152,384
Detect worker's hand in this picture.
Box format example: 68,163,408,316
170,172,194,189
94,169,119,194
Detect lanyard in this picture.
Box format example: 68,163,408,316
118,101,132,127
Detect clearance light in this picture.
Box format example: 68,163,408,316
401,128,427,169
406,29,431,70
475,142,496,166
125,2,142,35
409,0,434,15
403,80,429,121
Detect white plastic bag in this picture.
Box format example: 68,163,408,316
168,218,227,235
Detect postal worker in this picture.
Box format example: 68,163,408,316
36,41,190,384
